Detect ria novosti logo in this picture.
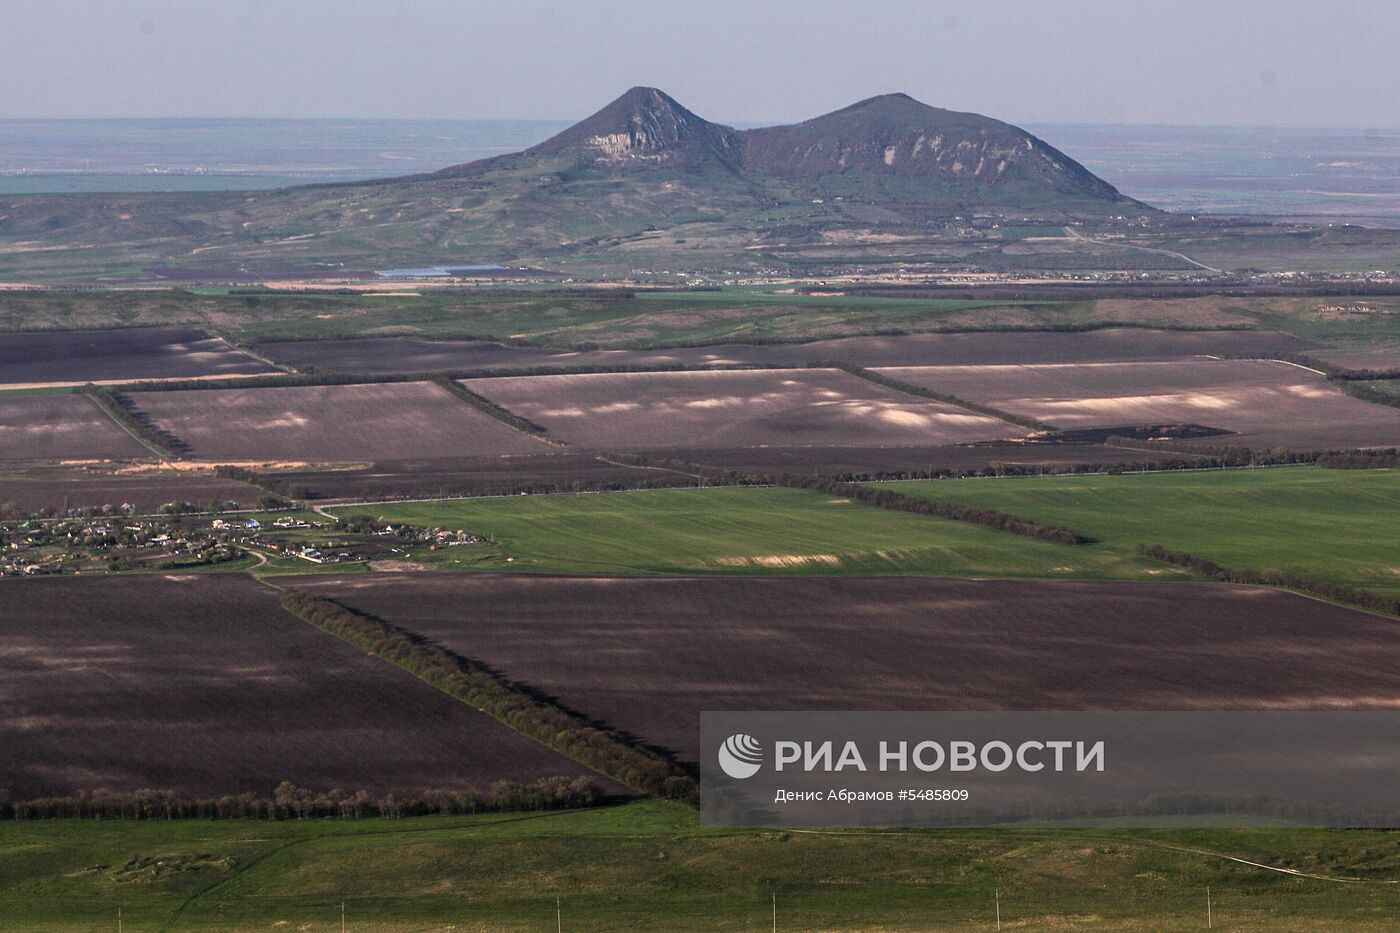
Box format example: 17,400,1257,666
717,733,764,779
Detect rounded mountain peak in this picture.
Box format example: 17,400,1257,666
739,93,1123,199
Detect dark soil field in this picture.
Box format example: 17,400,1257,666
276,453,693,501
0,326,276,387
463,368,1017,450
0,574,616,798
0,394,149,462
877,360,1400,448
256,328,1315,375
301,574,1400,767
0,466,263,514
133,381,550,461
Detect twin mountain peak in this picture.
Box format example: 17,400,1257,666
431,86,1127,206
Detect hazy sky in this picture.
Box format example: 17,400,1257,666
3,0,1397,127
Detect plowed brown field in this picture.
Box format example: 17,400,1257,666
301,574,1400,767
462,368,1016,450
0,575,617,797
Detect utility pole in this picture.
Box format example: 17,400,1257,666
557,896,562,933
1207,886,1213,928
995,887,1001,931
772,891,776,932
341,900,346,932
117,907,122,933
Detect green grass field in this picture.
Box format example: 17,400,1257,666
6,801,1400,931
883,466,1400,594
328,486,1155,579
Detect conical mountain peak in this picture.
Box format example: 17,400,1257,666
527,86,740,164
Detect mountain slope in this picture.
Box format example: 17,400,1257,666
0,87,1156,282
422,87,1128,208
522,86,742,169
741,93,1122,202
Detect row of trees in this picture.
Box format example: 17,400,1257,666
782,474,1090,545
1216,350,1400,381
1208,351,1400,410
280,591,696,803
5,776,604,821
829,283,1400,300
1317,451,1400,469
1103,436,1321,465
1108,438,1400,471
1137,544,1400,618
1337,379,1400,411
78,385,188,456
815,361,1054,431
603,453,1090,545
425,375,558,440
108,359,769,393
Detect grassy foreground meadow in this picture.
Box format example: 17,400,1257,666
883,466,1400,596
7,800,1400,932
329,486,1155,579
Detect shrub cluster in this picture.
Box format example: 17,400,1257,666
280,592,695,803
1137,544,1400,618
213,464,307,504
4,776,604,821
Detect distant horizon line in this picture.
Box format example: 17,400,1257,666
0,115,1397,134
